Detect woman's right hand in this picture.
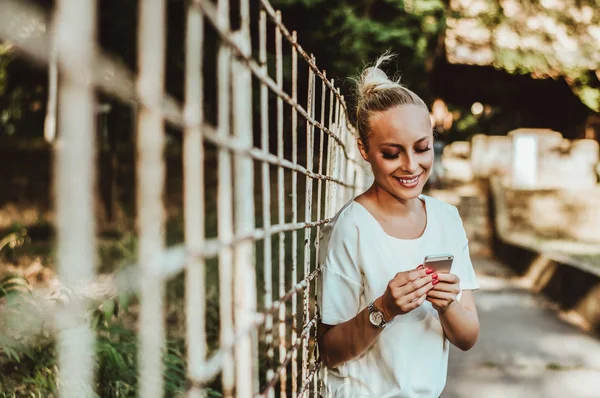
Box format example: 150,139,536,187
376,267,437,319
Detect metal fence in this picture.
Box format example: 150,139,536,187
0,0,367,396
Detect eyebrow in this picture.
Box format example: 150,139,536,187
380,136,430,148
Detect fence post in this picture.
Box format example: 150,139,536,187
215,0,235,395
184,4,206,398
136,0,167,396
54,0,97,395
232,0,257,395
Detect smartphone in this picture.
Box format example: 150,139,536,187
424,253,454,273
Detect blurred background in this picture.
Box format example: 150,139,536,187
0,0,599,397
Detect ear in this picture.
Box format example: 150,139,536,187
357,138,369,161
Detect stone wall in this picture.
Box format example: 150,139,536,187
469,129,599,188
503,188,600,244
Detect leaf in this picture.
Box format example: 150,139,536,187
91,309,104,330
103,299,116,321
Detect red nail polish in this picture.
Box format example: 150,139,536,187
417,264,424,270
425,268,433,274
432,279,439,285
432,273,438,279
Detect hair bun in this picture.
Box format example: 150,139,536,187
357,52,401,100
360,67,391,96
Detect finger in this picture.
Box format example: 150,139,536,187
402,268,433,284
401,280,435,305
425,296,442,308
402,293,427,312
435,272,460,284
426,289,455,300
429,281,459,294
416,264,424,270
398,275,434,296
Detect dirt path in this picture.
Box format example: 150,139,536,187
443,256,600,398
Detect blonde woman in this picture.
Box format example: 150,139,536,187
316,55,479,398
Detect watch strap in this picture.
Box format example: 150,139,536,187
368,300,389,328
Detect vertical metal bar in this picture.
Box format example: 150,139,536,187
184,4,205,398
54,0,96,396
332,89,341,212
137,0,166,396
233,0,256,395
313,73,327,398
324,80,335,219
338,96,348,205
275,11,287,398
314,75,327,263
216,0,234,396
302,57,315,396
290,30,299,398
44,20,57,143
259,10,275,398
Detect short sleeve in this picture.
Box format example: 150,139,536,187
317,218,363,325
450,206,479,293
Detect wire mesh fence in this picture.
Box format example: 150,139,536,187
0,0,369,396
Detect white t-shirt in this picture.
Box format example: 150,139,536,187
317,195,479,398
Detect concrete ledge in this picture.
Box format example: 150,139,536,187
489,177,600,333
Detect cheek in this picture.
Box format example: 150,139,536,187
421,152,434,169
371,158,396,175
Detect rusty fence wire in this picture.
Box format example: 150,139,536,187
0,0,368,396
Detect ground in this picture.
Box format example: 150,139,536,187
444,256,600,398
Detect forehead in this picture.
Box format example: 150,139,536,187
368,104,432,145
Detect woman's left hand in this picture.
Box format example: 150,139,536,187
426,273,461,313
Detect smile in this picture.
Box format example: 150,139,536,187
393,173,421,187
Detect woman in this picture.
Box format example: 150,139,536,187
316,54,480,398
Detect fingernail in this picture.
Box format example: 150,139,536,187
425,268,433,274
432,279,439,285
417,264,424,269
432,273,438,279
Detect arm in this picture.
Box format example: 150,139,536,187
426,274,479,351
316,305,384,369
318,268,436,368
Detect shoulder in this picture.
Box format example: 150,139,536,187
422,195,467,242
319,201,371,250
321,201,365,239
422,194,458,216
422,194,463,224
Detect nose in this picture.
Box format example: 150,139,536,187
400,152,418,174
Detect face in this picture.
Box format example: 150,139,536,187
358,104,434,201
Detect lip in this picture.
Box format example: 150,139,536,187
393,173,422,188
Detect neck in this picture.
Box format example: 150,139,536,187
368,183,422,215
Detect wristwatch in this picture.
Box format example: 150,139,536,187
368,300,391,328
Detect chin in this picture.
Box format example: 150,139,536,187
396,189,423,200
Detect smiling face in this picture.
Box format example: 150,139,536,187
358,104,434,201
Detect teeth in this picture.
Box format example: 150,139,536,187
397,176,418,184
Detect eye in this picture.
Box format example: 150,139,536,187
382,152,400,159
415,146,432,153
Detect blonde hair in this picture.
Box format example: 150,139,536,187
355,52,428,149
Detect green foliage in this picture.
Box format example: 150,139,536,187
273,0,446,101
451,0,600,111
0,258,220,397
0,43,15,96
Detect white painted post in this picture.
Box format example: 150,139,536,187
136,0,167,396
259,9,276,398
184,4,206,398
232,0,257,395
54,0,97,395
275,11,288,398
512,132,538,189
216,0,235,395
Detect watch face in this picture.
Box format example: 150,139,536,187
369,310,383,326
